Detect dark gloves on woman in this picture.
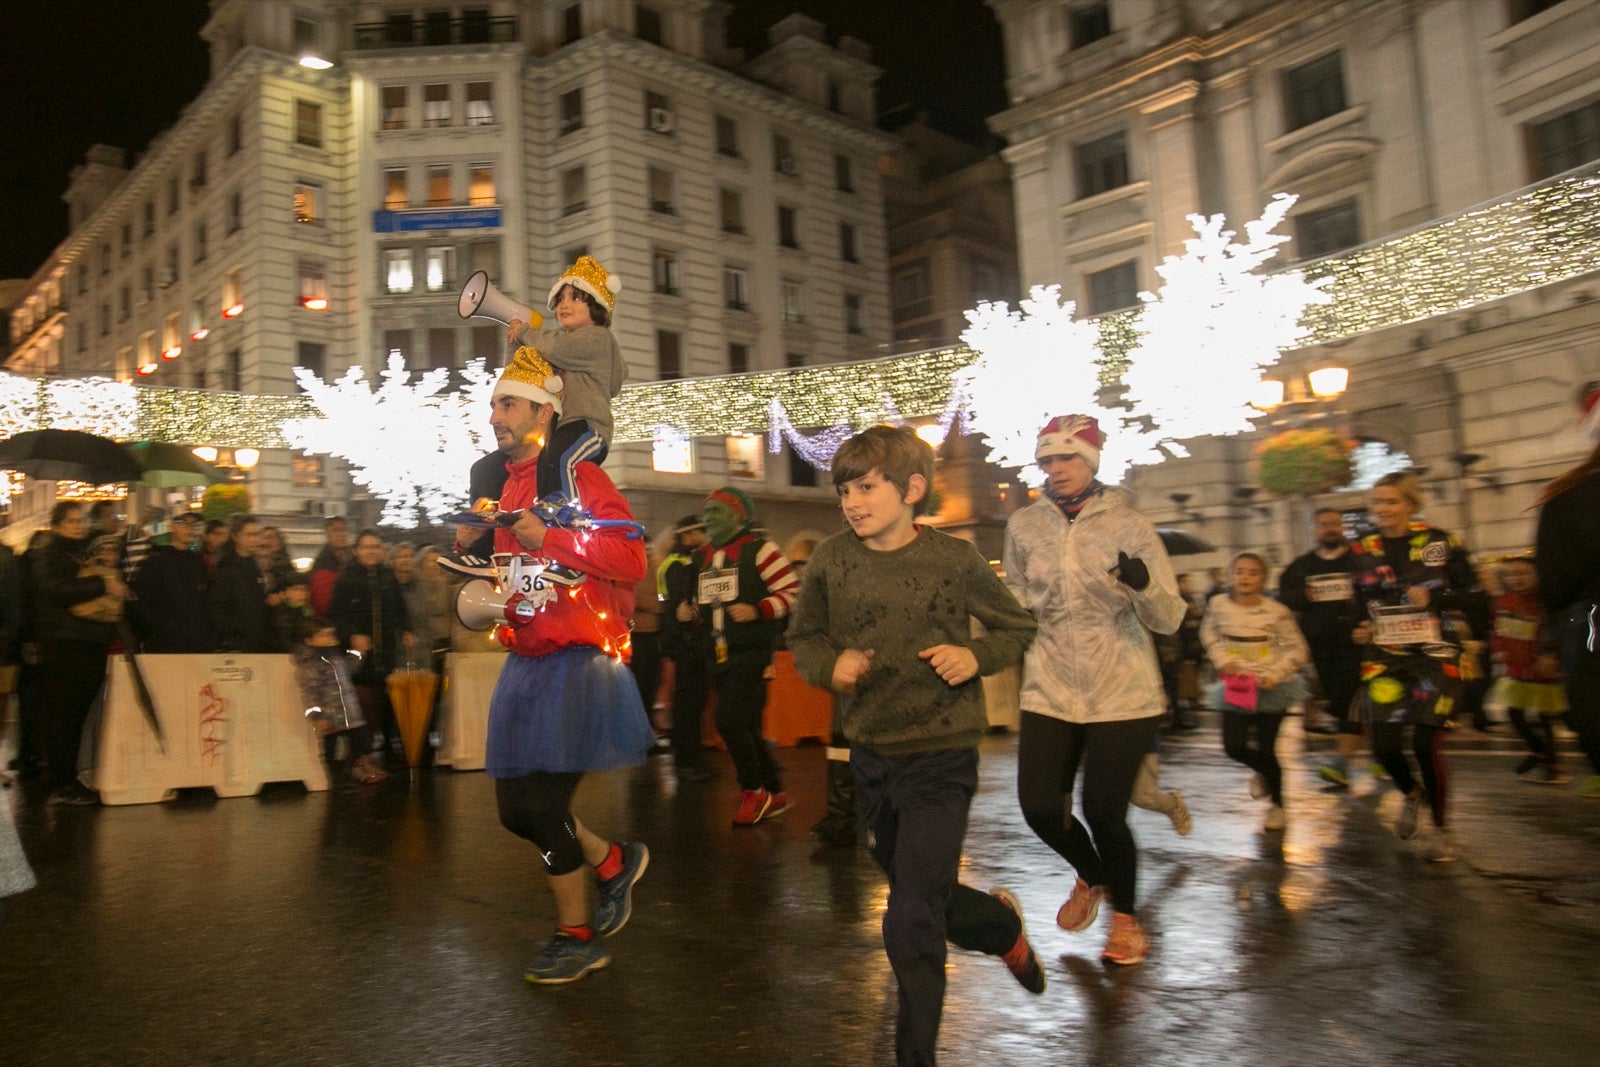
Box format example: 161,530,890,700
1114,551,1150,591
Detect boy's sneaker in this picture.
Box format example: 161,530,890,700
437,552,496,579
1263,804,1287,832
1427,828,1459,863
989,888,1046,995
1167,791,1192,837
763,792,793,819
1395,794,1421,840
732,788,773,827
1056,878,1105,932
593,842,649,938
1248,773,1266,799
1319,760,1350,788
1100,912,1149,966
523,931,610,985
1513,755,1541,777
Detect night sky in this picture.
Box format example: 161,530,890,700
0,0,1004,282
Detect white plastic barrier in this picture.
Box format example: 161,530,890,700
435,652,508,772
91,654,329,806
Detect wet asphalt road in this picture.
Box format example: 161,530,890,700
2,717,1598,1067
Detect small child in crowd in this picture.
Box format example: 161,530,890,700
1490,557,1569,784
787,425,1043,1067
271,573,314,654
294,617,388,785
506,255,627,507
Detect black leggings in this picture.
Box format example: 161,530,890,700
1017,712,1158,915
1372,723,1448,828
1221,711,1285,805
495,770,585,874
1507,708,1556,763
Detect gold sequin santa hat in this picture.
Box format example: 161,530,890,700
493,345,564,414
547,254,622,313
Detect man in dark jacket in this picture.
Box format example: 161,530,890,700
659,515,710,780
129,512,214,653
208,514,276,653
1279,507,1363,786
332,529,414,753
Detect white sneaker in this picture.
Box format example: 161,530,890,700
1395,794,1421,840
1249,773,1266,799
1427,828,1458,863
1167,792,1192,837
1263,804,1286,832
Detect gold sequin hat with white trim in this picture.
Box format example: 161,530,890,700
548,254,621,314
492,346,564,414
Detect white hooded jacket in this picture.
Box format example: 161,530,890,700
1003,488,1186,724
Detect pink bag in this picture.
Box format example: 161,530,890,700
1223,672,1259,712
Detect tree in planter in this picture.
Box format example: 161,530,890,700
1256,428,1355,496
200,482,253,521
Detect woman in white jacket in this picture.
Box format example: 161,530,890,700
1200,552,1310,832
1003,416,1186,967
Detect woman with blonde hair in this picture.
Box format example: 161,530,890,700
1349,472,1486,861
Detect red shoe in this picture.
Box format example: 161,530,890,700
732,788,772,827
763,792,793,818
1100,912,1149,966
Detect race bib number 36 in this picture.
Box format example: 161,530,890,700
698,569,739,605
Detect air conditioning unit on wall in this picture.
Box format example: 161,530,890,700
648,107,674,134
777,157,798,177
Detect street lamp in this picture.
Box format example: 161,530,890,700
1250,364,1349,414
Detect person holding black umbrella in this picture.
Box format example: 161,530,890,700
35,501,127,805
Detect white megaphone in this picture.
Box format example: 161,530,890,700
456,578,517,632
457,270,542,327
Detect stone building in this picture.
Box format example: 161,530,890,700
987,0,1600,562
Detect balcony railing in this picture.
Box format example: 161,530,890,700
352,15,517,50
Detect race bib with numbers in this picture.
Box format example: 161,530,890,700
1306,573,1353,603
1371,605,1442,646
698,568,739,605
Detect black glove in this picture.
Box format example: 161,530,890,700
1114,551,1150,592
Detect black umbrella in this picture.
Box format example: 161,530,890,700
1157,528,1215,556
122,441,225,487
0,429,143,484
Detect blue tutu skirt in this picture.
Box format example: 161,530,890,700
485,646,654,778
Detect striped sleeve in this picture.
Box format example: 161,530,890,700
754,540,799,621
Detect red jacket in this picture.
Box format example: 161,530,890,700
1490,591,1558,682
492,455,645,661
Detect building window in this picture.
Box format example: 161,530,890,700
785,351,806,369
162,313,182,357
1294,200,1361,259
651,425,694,474
1069,2,1112,48
1085,260,1139,314
715,115,740,157
167,176,180,216
193,221,208,263
1510,0,1566,21
728,342,749,374
385,249,414,294
384,12,414,45
468,163,495,206
422,83,450,128
223,268,243,317
381,86,409,131
292,454,325,488
844,293,863,335
226,113,242,157
471,325,500,362
782,279,806,324
463,8,491,44
226,192,242,234
466,81,494,126
383,329,411,369
224,348,242,391
121,223,132,259
773,134,797,176
471,239,500,278
777,205,800,249
636,3,663,45
428,328,456,372
1282,52,1347,132
294,181,321,224
422,9,451,44
562,166,587,216
295,100,323,148
165,245,179,287
293,15,319,54
192,150,208,190
562,2,582,44
839,222,857,263
645,90,673,134
142,201,154,237
427,166,453,207
652,248,680,295
834,154,854,193
648,166,675,214
723,265,749,310
298,260,328,309
560,88,584,134
893,264,930,317
384,169,409,211
827,78,842,113
188,299,206,341
296,341,327,381
100,303,110,336
425,246,455,292
719,187,745,234
1528,98,1600,180
656,329,682,380
1075,130,1129,198
725,434,764,479
100,243,110,275
141,265,154,304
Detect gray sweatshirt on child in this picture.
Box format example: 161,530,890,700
512,322,627,446
787,526,1037,754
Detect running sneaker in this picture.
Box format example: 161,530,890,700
1533,765,1571,786
1263,804,1287,832
1167,791,1192,837
1249,773,1267,799
524,931,611,985
989,888,1046,994
1370,762,1389,781
1319,761,1350,789
436,551,497,579
1513,755,1541,777
763,792,793,819
732,788,773,827
1580,775,1600,799
1056,878,1105,932
593,842,649,938
1395,794,1421,840
1100,912,1149,966
1427,829,1459,863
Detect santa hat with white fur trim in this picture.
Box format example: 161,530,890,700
493,346,564,414
548,254,621,314
1035,414,1105,472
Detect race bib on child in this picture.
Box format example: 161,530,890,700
1224,635,1271,661
1494,615,1538,642
698,568,739,605
1305,573,1353,603
1370,604,1442,646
